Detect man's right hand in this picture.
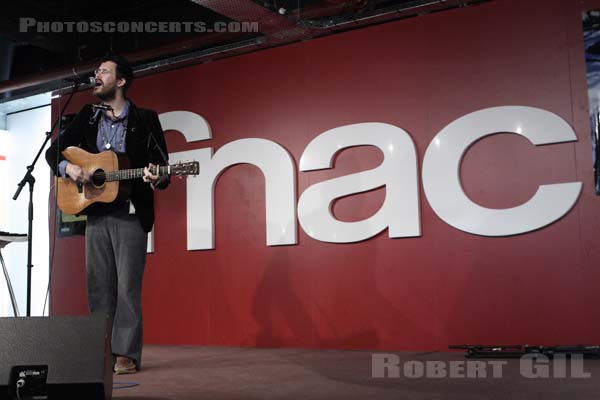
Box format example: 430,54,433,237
65,163,91,183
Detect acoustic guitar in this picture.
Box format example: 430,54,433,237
56,146,199,215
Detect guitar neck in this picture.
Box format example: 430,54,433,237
106,165,170,182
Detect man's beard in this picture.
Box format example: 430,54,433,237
94,85,117,101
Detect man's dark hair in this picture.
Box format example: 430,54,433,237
100,54,134,95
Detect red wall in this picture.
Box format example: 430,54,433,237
50,0,600,350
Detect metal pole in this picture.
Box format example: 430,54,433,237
0,249,20,316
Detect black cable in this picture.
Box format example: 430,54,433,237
42,180,55,316
113,381,139,389
43,79,78,316
43,85,62,317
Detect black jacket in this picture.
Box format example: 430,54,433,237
45,101,169,233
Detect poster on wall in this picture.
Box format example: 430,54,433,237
582,10,600,194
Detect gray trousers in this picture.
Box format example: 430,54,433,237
85,207,147,367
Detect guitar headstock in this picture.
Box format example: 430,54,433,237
170,161,200,176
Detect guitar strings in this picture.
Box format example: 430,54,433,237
90,165,164,182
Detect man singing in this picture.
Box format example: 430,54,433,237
45,54,169,374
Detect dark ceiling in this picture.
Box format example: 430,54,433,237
0,0,490,102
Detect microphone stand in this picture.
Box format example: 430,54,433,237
12,80,80,317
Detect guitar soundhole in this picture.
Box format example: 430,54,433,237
91,169,106,187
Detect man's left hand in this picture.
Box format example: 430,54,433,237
143,163,164,184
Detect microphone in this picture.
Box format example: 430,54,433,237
65,75,96,85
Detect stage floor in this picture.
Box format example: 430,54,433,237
112,345,600,399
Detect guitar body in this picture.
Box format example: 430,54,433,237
57,147,131,215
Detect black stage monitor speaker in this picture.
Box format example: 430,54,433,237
0,314,112,400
